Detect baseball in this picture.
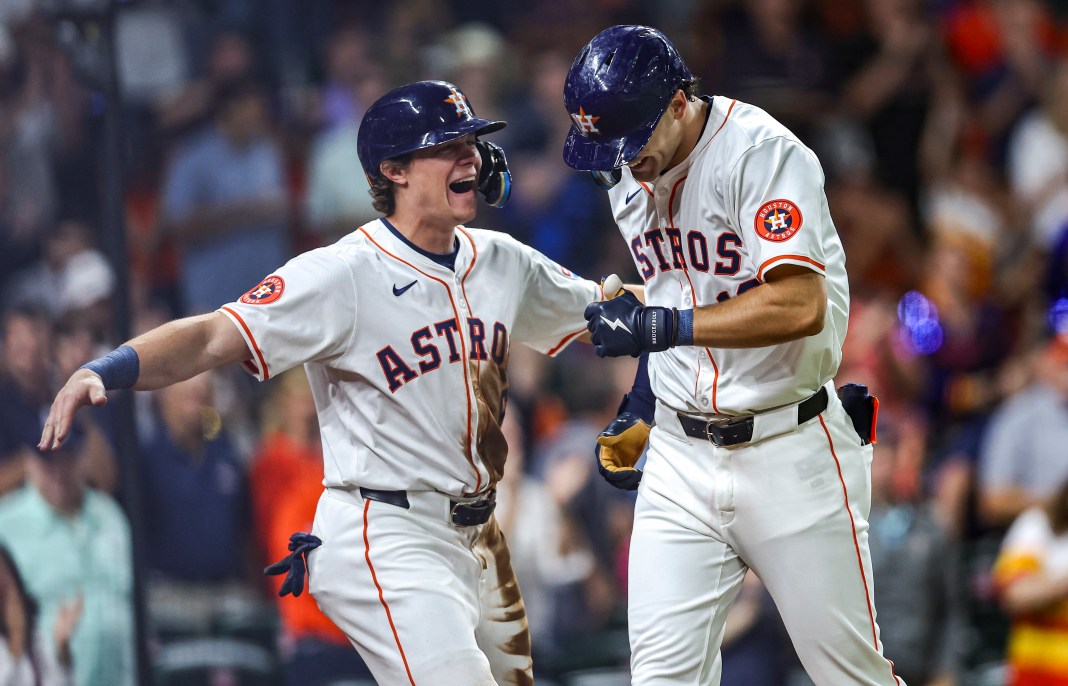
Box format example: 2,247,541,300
602,273,624,299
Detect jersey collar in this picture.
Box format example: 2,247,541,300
381,218,462,271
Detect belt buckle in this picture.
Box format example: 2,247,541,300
450,491,496,527
704,415,752,447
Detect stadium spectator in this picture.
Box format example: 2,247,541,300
9,221,116,343
993,474,1068,686
0,543,79,685
139,372,261,637
155,28,259,137
0,304,51,495
866,419,964,686
160,76,290,316
1007,58,1068,251
0,423,134,686
978,335,1068,529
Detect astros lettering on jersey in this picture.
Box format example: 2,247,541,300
607,97,850,416
219,219,598,496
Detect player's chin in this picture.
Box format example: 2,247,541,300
628,160,653,181
447,187,479,217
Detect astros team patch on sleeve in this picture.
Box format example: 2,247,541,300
755,199,803,242
240,275,285,304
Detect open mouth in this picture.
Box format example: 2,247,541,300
449,178,476,194
629,156,651,173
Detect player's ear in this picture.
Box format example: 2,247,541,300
668,90,688,120
380,159,408,186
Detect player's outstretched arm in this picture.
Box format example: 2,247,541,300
39,312,250,451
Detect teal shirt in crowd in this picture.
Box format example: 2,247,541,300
0,486,134,686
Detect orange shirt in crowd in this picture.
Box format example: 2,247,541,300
252,431,348,644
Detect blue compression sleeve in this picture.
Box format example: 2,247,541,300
81,345,140,390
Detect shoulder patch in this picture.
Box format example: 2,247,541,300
755,199,803,242
240,275,285,305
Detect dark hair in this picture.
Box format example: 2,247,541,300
213,76,266,118
0,545,40,684
369,154,412,215
680,77,701,101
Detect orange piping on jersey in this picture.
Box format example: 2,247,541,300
664,174,716,412
547,329,586,356
660,100,738,410
704,350,720,413
756,255,826,281
220,307,270,380
694,99,737,158
818,415,903,686
456,227,485,493
358,226,479,491
638,181,654,196
364,500,417,685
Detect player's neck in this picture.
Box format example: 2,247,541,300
665,99,709,173
385,213,458,255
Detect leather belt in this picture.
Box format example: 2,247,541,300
675,387,828,447
359,487,496,527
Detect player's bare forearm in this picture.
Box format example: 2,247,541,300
692,266,826,348
129,312,251,389
40,313,250,450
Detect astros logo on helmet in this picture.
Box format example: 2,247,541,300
571,107,601,135
444,87,473,118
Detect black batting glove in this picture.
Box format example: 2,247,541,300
263,532,322,597
583,291,678,358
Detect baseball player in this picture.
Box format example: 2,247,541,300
39,80,603,686
563,26,903,685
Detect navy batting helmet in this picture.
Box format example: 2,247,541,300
357,80,506,181
562,26,693,171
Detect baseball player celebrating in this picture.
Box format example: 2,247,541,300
563,26,904,685
39,80,602,685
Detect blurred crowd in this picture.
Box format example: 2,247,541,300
2,0,1068,684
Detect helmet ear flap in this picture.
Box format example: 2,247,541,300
590,168,622,190
476,139,511,208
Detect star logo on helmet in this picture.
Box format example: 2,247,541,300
571,107,601,135
444,87,473,118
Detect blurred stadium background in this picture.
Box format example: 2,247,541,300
3,0,1068,684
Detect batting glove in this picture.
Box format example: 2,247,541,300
584,292,693,358
596,403,651,491
263,532,322,598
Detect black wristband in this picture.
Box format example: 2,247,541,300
643,307,677,352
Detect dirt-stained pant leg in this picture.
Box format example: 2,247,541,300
474,517,534,686
308,490,500,686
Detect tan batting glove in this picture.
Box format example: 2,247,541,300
596,412,651,490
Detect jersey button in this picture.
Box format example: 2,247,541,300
701,398,709,407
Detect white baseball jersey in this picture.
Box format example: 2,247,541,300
219,219,597,496
604,97,904,686
607,96,850,416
